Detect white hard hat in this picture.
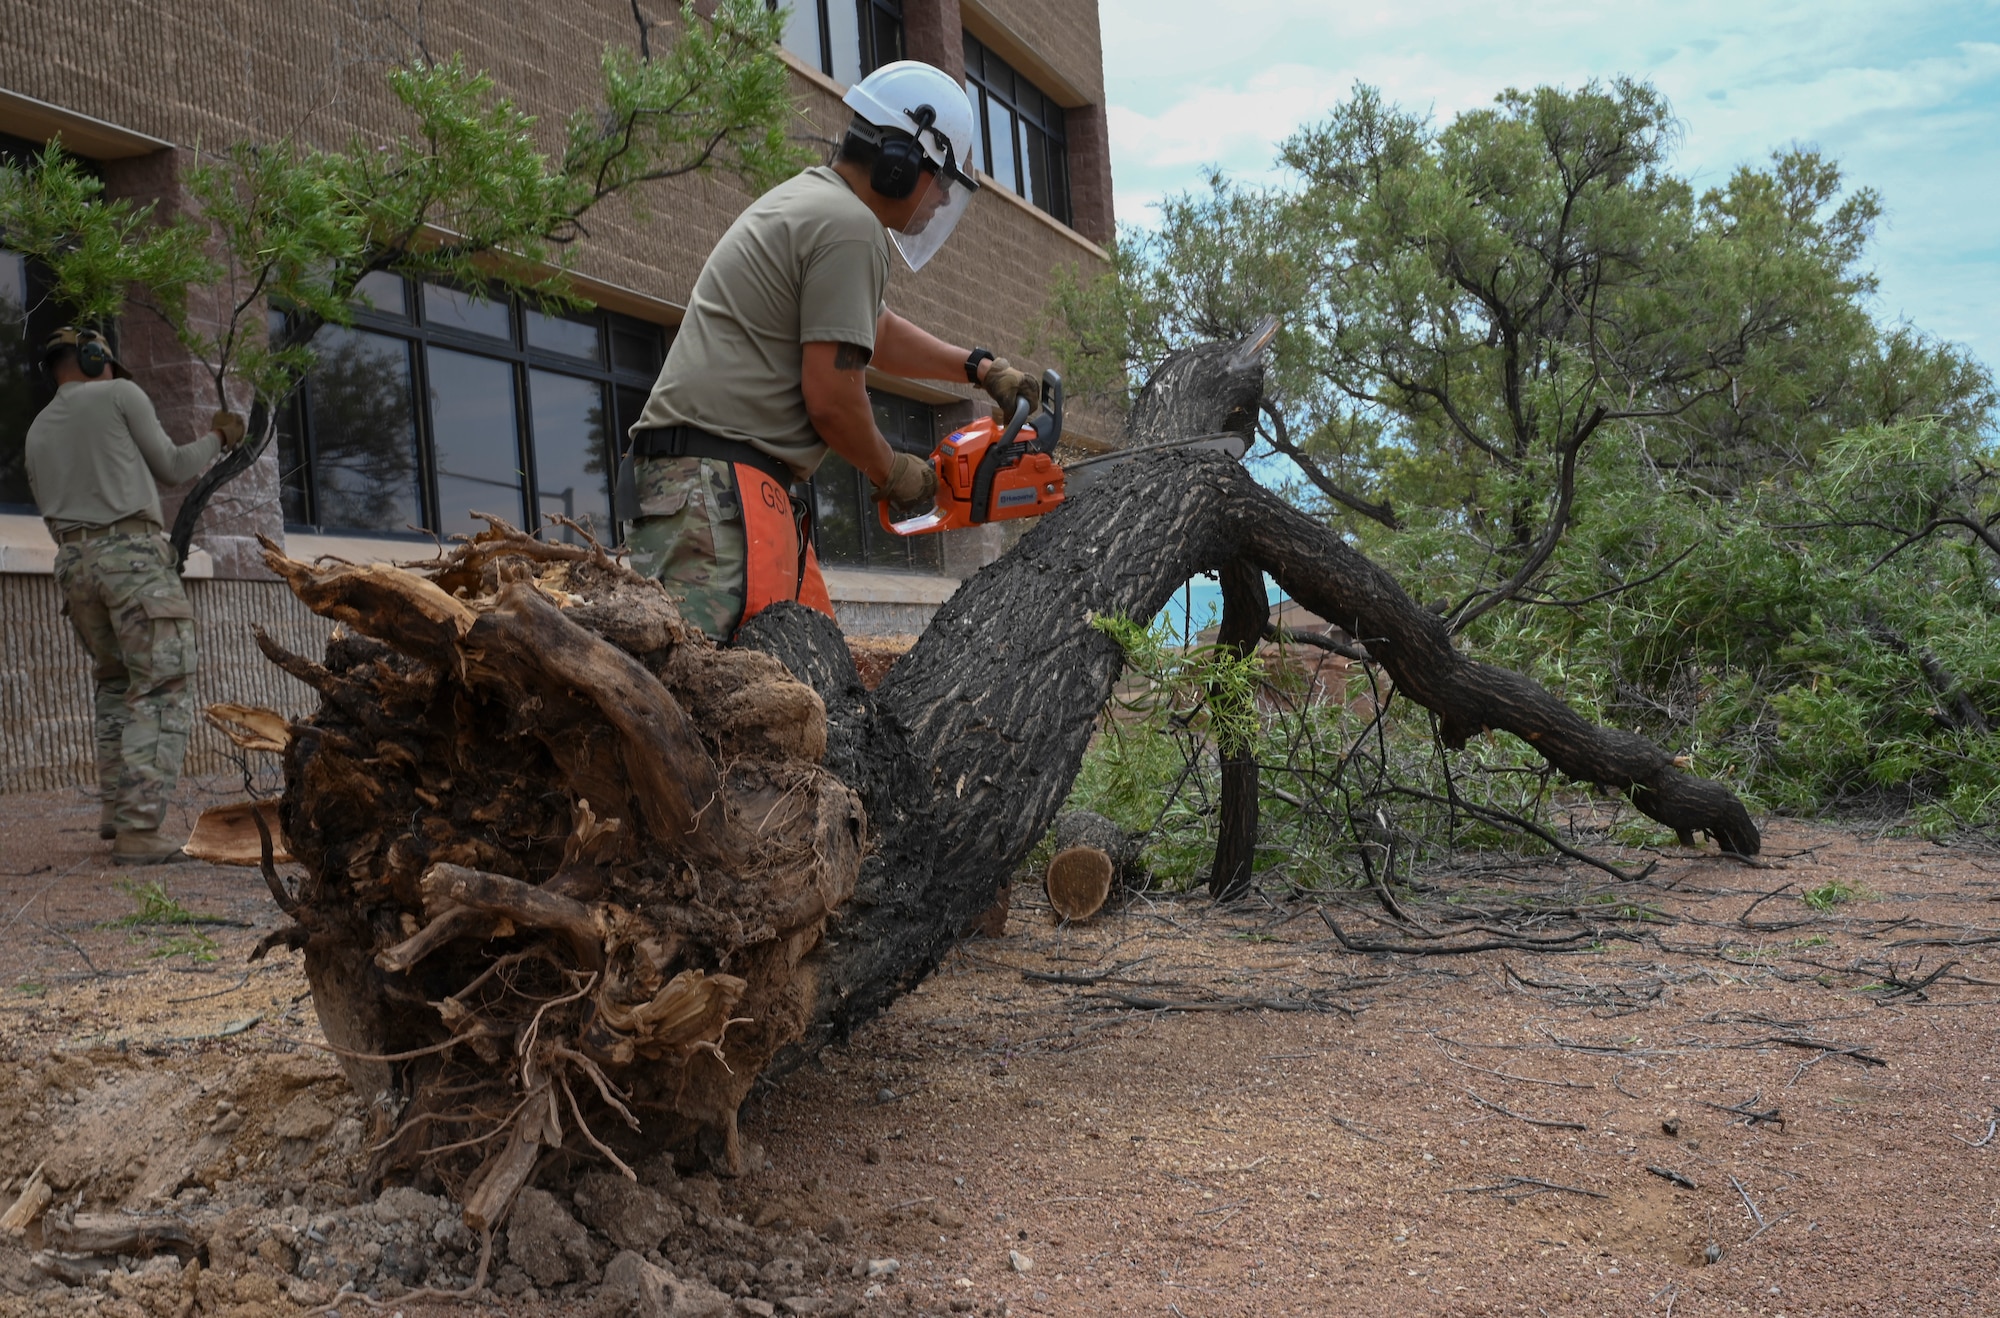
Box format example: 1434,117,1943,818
843,60,981,272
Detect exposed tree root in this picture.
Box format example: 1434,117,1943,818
262,522,861,1228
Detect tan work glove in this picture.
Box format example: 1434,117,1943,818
982,358,1041,417
211,410,247,449
873,450,938,505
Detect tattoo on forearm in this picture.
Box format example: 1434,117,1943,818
833,342,872,372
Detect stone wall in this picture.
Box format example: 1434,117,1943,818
0,574,334,794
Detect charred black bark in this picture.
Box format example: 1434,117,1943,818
733,605,944,1065
1208,557,1266,899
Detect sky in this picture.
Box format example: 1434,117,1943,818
1098,0,2000,373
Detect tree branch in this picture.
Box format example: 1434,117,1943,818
1449,404,1609,632
1258,401,1398,529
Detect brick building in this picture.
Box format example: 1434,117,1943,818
0,0,1116,792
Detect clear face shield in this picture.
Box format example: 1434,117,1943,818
891,168,975,273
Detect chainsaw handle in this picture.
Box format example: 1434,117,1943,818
1029,370,1063,455
998,395,1033,446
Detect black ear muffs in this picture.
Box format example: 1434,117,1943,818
868,103,938,201
76,337,111,379
870,130,928,200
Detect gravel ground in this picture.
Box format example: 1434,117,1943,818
0,779,1996,1317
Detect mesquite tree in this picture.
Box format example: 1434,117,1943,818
1038,80,1993,625
253,335,1757,1227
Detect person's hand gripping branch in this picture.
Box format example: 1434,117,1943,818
211,410,247,450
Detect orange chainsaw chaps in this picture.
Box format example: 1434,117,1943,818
737,462,836,632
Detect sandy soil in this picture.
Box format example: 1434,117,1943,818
1,778,1997,1317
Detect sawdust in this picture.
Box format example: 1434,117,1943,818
2,780,1997,1316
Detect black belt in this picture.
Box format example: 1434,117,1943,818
627,425,797,491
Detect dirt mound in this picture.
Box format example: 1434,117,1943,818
0,1038,878,1316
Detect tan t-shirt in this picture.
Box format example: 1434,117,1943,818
633,166,891,478
25,379,220,531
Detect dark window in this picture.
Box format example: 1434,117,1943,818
351,269,409,320
1,132,98,513
963,32,1071,226
277,276,667,545
529,369,613,547
810,389,944,574
423,284,510,341
427,346,522,539
277,325,423,533
0,245,41,510
527,308,603,363
774,1,903,85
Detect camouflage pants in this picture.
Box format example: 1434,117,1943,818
623,456,750,641
54,532,197,834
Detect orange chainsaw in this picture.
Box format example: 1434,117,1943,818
879,369,1066,536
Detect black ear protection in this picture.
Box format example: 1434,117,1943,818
40,327,117,381
76,336,111,379
867,103,938,201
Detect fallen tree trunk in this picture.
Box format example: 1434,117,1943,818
261,334,1756,1223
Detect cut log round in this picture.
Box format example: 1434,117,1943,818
1046,846,1114,922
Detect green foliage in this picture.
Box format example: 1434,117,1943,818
179,139,361,407
112,879,198,927
1063,635,1610,890
1078,612,1273,887
1091,611,1264,749
1072,608,1588,888
568,1,803,204
148,933,220,964
1801,877,1870,911
1430,422,2000,830
1040,77,2000,836
110,881,220,963
1042,80,1992,531
0,146,216,332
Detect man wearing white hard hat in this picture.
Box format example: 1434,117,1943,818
619,59,1040,640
